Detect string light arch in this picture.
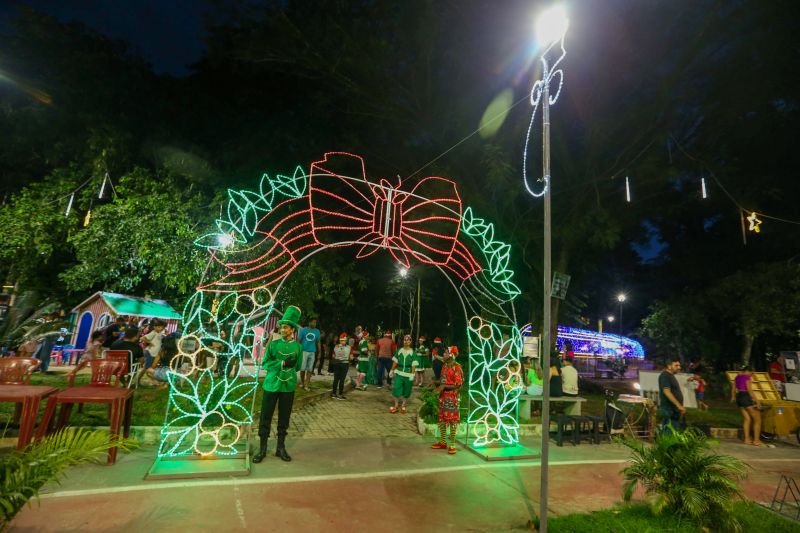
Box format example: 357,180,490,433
157,152,526,459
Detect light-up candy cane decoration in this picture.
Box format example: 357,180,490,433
156,152,525,464
522,10,568,198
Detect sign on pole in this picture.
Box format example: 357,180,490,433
551,271,571,300
523,335,540,358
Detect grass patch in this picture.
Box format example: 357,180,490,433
548,501,798,532
0,371,329,429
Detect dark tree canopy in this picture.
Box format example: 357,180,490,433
0,0,797,365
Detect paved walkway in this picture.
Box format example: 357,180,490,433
10,436,800,532
291,383,421,439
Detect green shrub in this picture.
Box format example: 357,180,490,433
620,428,748,532
419,389,439,423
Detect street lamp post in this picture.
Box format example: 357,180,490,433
523,6,568,533
617,293,626,334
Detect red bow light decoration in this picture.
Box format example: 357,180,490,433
309,152,481,280
200,152,481,293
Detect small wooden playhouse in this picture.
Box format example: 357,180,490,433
70,292,181,349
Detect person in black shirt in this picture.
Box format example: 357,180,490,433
110,325,144,372
102,316,128,348
658,356,685,431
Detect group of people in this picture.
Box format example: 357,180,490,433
80,315,180,386
254,307,466,461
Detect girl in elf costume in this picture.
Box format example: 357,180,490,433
431,345,464,454
389,334,418,413
355,330,370,390
414,335,430,387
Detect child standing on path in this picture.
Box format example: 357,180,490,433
331,333,351,400
414,335,429,387
390,334,418,413
431,346,464,454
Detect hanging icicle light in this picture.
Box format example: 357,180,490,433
98,173,110,200
65,193,75,217
625,176,631,202
701,177,707,199
83,209,92,227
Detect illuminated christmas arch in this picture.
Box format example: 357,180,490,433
157,152,525,460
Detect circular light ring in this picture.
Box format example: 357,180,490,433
217,422,242,447
199,410,226,433
235,294,256,316
194,430,220,456
468,316,483,332
170,355,197,375
496,367,511,384
177,334,203,358
478,324,493,340
473,419,490,440
252,287,274,307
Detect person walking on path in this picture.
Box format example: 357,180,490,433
376,330,394,388
658,357,685,432
430,337,445,384
431,346,464,454
298,318,321,391
414,335,429,387
254,305,303,463
355,331,370,390
365,334,378,386
331,333,351,400
389,334,418,414
688,373,709,410
731,366,764,446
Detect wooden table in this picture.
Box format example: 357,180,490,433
36,387,133,464
0,384,58,449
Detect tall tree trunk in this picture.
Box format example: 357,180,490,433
740,333,755,367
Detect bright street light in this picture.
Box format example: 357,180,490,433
217,233,234,248
607,315,615,322
535,5,569,47
398,267,408,278
617,293,626,303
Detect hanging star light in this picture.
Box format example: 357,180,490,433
747,211,762,233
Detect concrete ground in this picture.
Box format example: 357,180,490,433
10,379,800,532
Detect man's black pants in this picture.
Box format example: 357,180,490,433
258,390,295,441
332,362,348,394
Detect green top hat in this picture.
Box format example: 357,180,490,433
277,305,302,330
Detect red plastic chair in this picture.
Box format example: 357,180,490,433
0,357,42,424
105,350,141,388
67,359,124,388
0,357,41,385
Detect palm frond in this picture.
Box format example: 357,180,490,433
0,428,138,527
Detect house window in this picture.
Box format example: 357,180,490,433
97,313,112,329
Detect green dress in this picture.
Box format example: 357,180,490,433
392,348,418,399
357,339,370,373
365,345,378,385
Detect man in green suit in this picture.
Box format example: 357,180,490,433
254,305,303,463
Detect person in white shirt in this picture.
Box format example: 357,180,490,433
561,356,579,397
142,319,165,370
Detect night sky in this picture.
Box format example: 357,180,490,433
0,0,209,76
